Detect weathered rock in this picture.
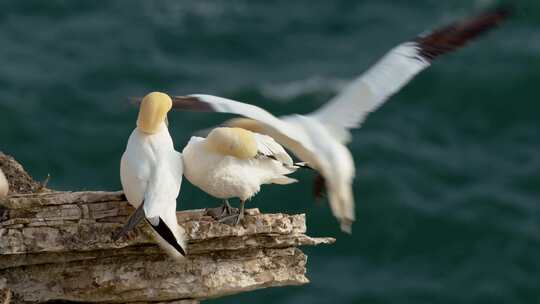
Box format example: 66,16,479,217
0,153,334,303
0,191,334,303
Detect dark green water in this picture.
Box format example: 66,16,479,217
1,1,539,303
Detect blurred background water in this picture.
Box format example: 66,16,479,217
0,0,539,303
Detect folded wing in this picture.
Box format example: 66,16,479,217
143,152,187,259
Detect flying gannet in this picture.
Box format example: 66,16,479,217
167,8,509,233
115,91,187,259
182,127,298,224
0,168,8,199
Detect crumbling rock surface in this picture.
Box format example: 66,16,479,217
0,192,333,303
0,154,334,304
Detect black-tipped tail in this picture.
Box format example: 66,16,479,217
148,218,186,257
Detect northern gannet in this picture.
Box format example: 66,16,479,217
116,91,187,259
0,168,8,198
182,127,298,224
168,9,509,233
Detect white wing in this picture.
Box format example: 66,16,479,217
254,133,294,167
176,94,285,128
310,43,428,133
143,151,187,259
310,8,509,141
172,94,315,153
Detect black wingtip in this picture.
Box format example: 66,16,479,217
148,218,186,257
171,95,215,112
414,7,510,62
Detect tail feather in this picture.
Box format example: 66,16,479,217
339,218,353,234
327,182,355,234
146,217,187,260
312,174,354,233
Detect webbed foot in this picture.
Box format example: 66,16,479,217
215,200,246,226
217,211,244,226
205,200,239,220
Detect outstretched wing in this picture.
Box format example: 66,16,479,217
172,94,284,128
309,8,509,141
171,94,315,152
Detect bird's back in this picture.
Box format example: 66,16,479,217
120,126,186,258
121,127,179,207
182,135,296,201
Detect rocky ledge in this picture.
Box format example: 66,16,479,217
0,159,334,303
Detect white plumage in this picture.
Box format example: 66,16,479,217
310,43,429,140
170,9,508,233
0,168,8,199
182,127,297,222
119,92,187,259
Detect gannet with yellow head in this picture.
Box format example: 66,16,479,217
182,126,298,224
116,91,187,259
0,168,9,199
168,9,509,233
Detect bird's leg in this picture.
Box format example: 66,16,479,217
205,199,238,220
113,203,146,241
222,199,233,216
234,200,246,225
217,200,245,226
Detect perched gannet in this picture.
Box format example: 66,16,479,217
168,9,509,233
0,168,8,198
182,127,298,224
116,91,187,259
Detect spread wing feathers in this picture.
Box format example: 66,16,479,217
172,94,313,153
309,8,509,139
143,155,187,259
172,94,284,127
254,133,294,167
